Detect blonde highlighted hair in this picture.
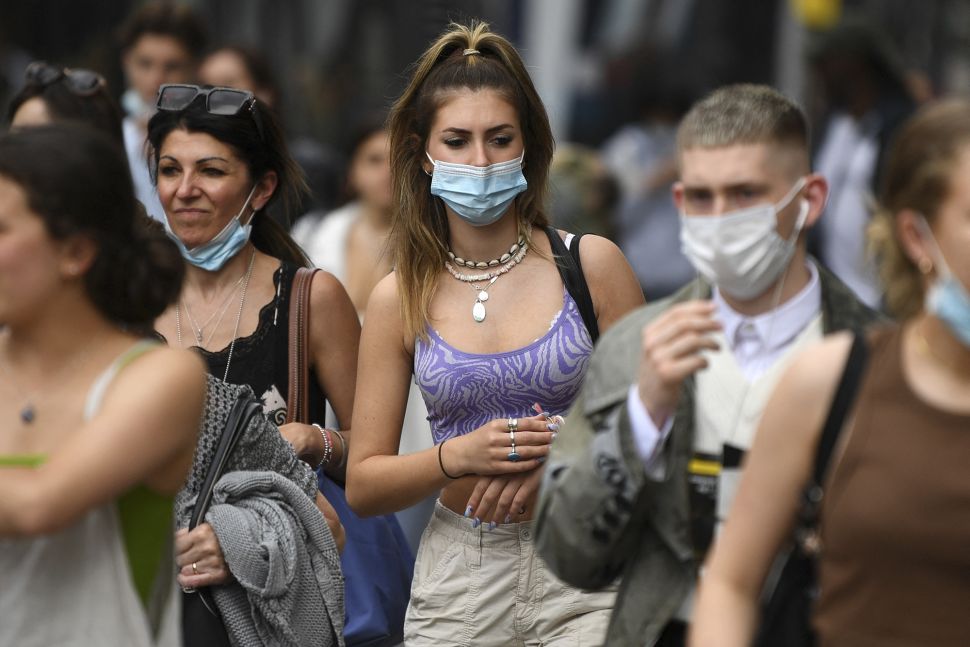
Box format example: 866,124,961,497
387,21,554,340
868,99,970,319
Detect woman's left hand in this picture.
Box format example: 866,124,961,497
175,524,233,589
279,422,321,466
465,466,545,527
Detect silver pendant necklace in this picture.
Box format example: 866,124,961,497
176,247,256,381
470,276,498,322
0,344,94,425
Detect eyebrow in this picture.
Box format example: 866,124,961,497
158,155,231,164
440,124,516,136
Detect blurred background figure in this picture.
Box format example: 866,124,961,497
117,1,207,222
292,117,436,554
8,61,124,145
198,41,344,226
599,53,696,300
808,15,919,309
198,45,281,109
0,123,205,646
547,142,618,240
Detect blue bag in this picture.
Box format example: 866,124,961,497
319,473,414,647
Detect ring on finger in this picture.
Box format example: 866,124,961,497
507,417,518,432
192,562,199,575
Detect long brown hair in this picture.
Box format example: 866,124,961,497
387,21,554,340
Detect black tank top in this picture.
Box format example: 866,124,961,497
198,262,328,427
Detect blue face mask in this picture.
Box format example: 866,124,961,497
918,216,970,347
427,152,527,227
165,184,258,271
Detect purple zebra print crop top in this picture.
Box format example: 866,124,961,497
414,289,593,444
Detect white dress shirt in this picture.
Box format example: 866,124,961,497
627,263,822,471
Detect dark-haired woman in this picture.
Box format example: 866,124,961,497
346,22,644,645
0,124,205,645
8,61,124,145
147,85,357,594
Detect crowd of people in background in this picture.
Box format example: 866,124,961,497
1,2,969,647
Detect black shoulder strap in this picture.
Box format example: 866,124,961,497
544,225,600,343
811,331,869,488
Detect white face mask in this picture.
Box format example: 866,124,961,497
679,177,809,300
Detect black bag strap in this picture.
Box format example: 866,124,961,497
189,389,264,530
810,331,869,489
544,225,600,343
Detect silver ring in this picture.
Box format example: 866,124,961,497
507,417,518,432
509,429,516,445
507,449,521,462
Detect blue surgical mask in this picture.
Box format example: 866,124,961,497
165,184,259,272
917,216,970,347
426,152,527,226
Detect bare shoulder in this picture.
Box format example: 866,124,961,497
779,331,855,400
123,345,205,390
365,271,402,317
565,231,645,328
307,268,353,309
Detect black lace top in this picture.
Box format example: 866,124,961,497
198,261,329,427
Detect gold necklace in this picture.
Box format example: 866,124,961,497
913,321,970,378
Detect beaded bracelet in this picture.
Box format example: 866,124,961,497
311,423,333,468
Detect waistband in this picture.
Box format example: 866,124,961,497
428,499,537,549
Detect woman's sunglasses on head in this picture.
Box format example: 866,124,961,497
156,84,265,141
24,61,105,97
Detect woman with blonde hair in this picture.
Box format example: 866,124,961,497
346,21,644,645
691,99,970,646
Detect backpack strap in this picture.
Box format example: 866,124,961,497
544,225,600,343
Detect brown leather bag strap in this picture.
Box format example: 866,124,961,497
285,267,319,424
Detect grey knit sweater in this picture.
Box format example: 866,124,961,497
208,470,344,647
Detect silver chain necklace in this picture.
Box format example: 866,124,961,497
176,247,256,382
180,269,248,344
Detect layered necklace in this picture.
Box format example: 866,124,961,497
445,226,530,323
176,247,256,381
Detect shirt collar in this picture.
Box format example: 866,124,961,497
714,262,822,352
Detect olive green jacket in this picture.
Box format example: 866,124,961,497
535,263,882,646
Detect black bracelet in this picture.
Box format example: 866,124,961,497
438,438,461,479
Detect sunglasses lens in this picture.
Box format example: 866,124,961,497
25,62,61,86
157,85,199,111
208,89,250,115
65,70,103,95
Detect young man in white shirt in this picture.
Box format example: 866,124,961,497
535,84,881,647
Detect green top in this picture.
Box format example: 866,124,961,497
0,455,173,607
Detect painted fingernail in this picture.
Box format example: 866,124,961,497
488,521,497,531
547,423,559,431
471,517,481,529
551,431,558,441
464,505,473,517
532,402,545,415
504,514,512,524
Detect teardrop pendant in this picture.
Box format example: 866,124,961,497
20,403,36,424
472,300,487,322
